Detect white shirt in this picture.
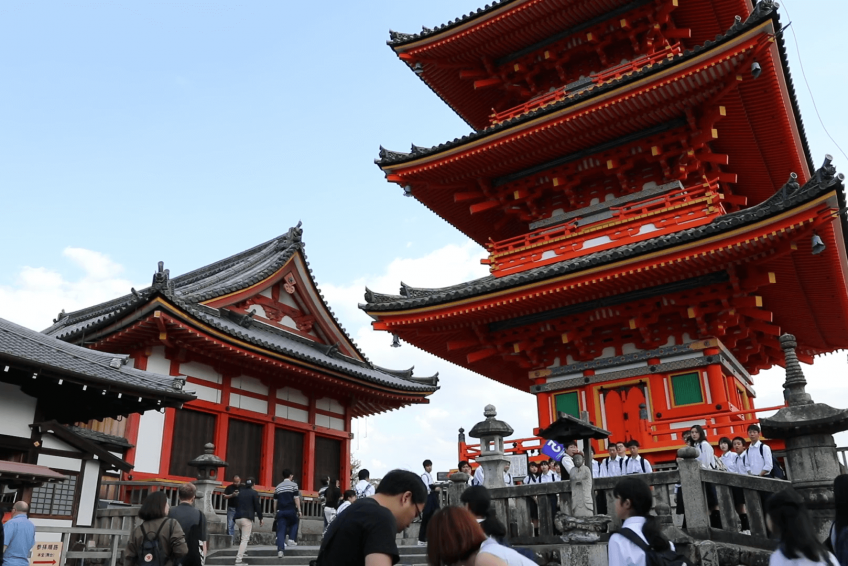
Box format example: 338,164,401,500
421,471,432,493
354,479,375,498
744,440,773,476
539,470,560,483
473,467,485,486
695,440,715,470
599,456,623,478
336,500,352,514
561,454,575,474
769,548,838,566
721,451,740,474
478,537,537,566
608,516,676,566
503,472,514,486
626,455,653,475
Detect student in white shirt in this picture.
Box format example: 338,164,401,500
335,490,356,515
721,437,751,533
592,458,599,477
766,487,838,566
625,440,653,475
599,444,623,478
419,459,440,546
744,424,774,477
608,476,676,566
473,465,485,486
539,460,560,526
354,469,375,498
561,441,579,475
459,461,475,486
688,425,721,528
503,462,514,486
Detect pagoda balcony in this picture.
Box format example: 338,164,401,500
490,43,684,126
483,179,725,277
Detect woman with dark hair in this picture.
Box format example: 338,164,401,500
689,425,720,527
459,461,475,486
608,476,673,566
719,437,750,533
426,506,537,566
829,476,848,566
124,492,188,566
766,487,837,566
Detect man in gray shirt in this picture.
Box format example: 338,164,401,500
168,483,207,566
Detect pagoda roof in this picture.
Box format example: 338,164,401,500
362,161,847,313
44,225,438,397
0,316,194,422
388,0,752,130
379,3,810,171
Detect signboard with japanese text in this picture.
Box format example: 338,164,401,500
30,541,63,566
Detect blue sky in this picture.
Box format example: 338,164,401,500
2,0,847,477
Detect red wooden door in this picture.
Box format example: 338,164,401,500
621,385,647,444
604,390,624,442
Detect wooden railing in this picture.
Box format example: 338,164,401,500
99,480,324,519
36,526,129,566
451,447,788,549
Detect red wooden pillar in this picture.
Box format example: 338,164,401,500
341,405,352,488
704,348,730,437
261,422,275,488
535,380,551,429
159,408,177,476
302,397,317,492
124,352,149,473
215,414,229,465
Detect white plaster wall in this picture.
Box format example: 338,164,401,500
31,518,72,542
280,316,297,330
329,417,345,431
0,382,37,438
276,387,308,406
179,361,222,384
146,347,171,375
315,414,330,428
41,435,79,452
316,397,344,414
36,454,81,472
278,290,299,309
260,287,273,299
134,410,165,474
231,375,268,396
76,460,101,526
231,394,267,414
192,383,222,404
275,404,308,423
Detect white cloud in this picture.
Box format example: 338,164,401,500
0,247,139,331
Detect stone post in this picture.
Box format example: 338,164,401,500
447,472,469,506
187,443,228,523
760,334,848,539
468,405,514,489
676,446,710,539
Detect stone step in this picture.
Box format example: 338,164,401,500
210,545,425,558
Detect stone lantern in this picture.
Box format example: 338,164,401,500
760,334,848,539
188,443,228,523
468,405,513,489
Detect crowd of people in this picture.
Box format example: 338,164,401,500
110,421,847,566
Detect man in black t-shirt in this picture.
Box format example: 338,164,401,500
223,475,241,536
316,469,426,566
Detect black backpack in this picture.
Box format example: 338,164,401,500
759,445,787,480
618,528,692,566
138,519,174,566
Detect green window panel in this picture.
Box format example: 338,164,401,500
671,372,703,406
555,391,580,417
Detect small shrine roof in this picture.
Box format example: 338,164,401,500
362,161,845,313
67,426,134,449
43,225,438,395
538,412,611,441
377,4,812,177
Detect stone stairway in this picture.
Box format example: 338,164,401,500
205,544,428,565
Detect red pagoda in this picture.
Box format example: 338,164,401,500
45,224,438,492
363,0,848,464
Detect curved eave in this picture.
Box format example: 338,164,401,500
381,18,810,246
390,0,752,129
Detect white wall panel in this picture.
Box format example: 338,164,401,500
288,407,308,423
76,460,101,526
36,454,81,472
146,347,171,375
134,410,165,473
230,394,267,414
231,375,268,396
31,519,72,542
41,435,79,452
192,383,221,404
315,414,330,428
329,417,345,431
179,361,222,384
0,383,37,438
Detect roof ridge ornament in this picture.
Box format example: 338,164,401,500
377,145,411,163
151,261,170,291
746,0,778,25
53,309,67,324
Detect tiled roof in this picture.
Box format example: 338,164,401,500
68,426,134,448
42,225,438,394
361,161,845,312
376,2,813,177
0,317,194,401
387,0,516,46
